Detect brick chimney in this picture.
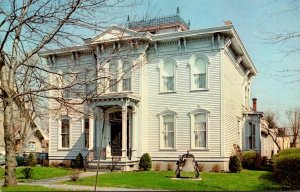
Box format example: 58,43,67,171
224,20,232,26
252,98,257,112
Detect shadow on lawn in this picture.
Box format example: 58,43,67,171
258,172,282,190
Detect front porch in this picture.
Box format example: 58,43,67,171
87,94,140,170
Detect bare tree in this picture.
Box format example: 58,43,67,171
0,0,141,187
286,109,300,147
263,111,285,151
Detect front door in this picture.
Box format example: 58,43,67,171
111,122,122,156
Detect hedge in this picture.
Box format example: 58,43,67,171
274,148,300,189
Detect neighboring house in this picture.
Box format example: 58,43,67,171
284,127,300,148
260,120,290,159
0,94,49,155
39,12,261,171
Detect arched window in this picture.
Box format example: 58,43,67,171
190,108,209,149
122,61,131,91
189,54,209,90
159,109,177,149
109,61,118,92
162,61,175,91
61,118,70,148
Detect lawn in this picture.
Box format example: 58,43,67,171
0,166,69,180
0,185,58,191
64,170,281,191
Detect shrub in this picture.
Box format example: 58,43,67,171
229,155,242,173
21,167,33,179
273,148,300,189
25,153,37,167
16,155,25,166
139,153,152,171
73,153,84,169
211,164,221,172
197,163,205,172
69,169,80,181
42,159,49,167
154,163,161,171
242,151,261,169
50,161,60,167
61,160,71,168
167,162,174,171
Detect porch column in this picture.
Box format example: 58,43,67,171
121,104,128,160
131,108,137,159
96,108,104,159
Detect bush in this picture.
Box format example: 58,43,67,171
229,155,242,173
242,151,261,170
73,153,84,169
139,153,152,171
16,155,25,166
61,160,71,168
42,159,49,167
167,162,174,171
21,167,33,179
153,163,161,171
69,169,80,181
25,153,37,167
198,163,205,172
273,148,300,189
50,161,60,167
211,164,221,172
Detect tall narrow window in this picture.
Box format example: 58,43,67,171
248,122,256,149
162,115,175,148
189,54,209,90
122,61,131,91
109,62,118,92
84,118,89,148
193,58,206,89
61,119,70,148
162,61,175,91
194,114,207,148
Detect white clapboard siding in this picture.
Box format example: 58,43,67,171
143,48,222,159
222,50,244,157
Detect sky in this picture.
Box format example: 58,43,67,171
123,0,299,126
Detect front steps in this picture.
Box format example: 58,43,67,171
86,159,139,172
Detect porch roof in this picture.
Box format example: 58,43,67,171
90,93,140,107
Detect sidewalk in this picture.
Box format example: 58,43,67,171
15,171,159,191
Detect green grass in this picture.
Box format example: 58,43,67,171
0,166,69,181
0,185,58,191
277,148,300,158
64,170,281,191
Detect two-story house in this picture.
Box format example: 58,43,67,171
39,13,262,171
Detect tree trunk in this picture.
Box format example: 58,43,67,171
3,98,17,186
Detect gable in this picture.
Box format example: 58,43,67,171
91,25,138,43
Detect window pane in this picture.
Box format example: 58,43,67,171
163,62,174,77
109,79,117,92
163,115,174,148
163,76,174,91
123,78,131,91
62,119,70,148
194,114,207,148
85,118,89,148
194,58,206,74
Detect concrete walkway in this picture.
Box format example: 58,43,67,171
12,171,159,191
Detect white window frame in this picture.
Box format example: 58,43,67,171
159,109,177,150
158,58,177,93
58,116,71,150
189,54,210,91
122,60,132,92
108,60,119,93
190,108,209,150
28,141,36,151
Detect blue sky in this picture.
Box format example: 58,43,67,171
125,0,299,126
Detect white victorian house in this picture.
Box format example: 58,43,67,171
39,13,263,171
